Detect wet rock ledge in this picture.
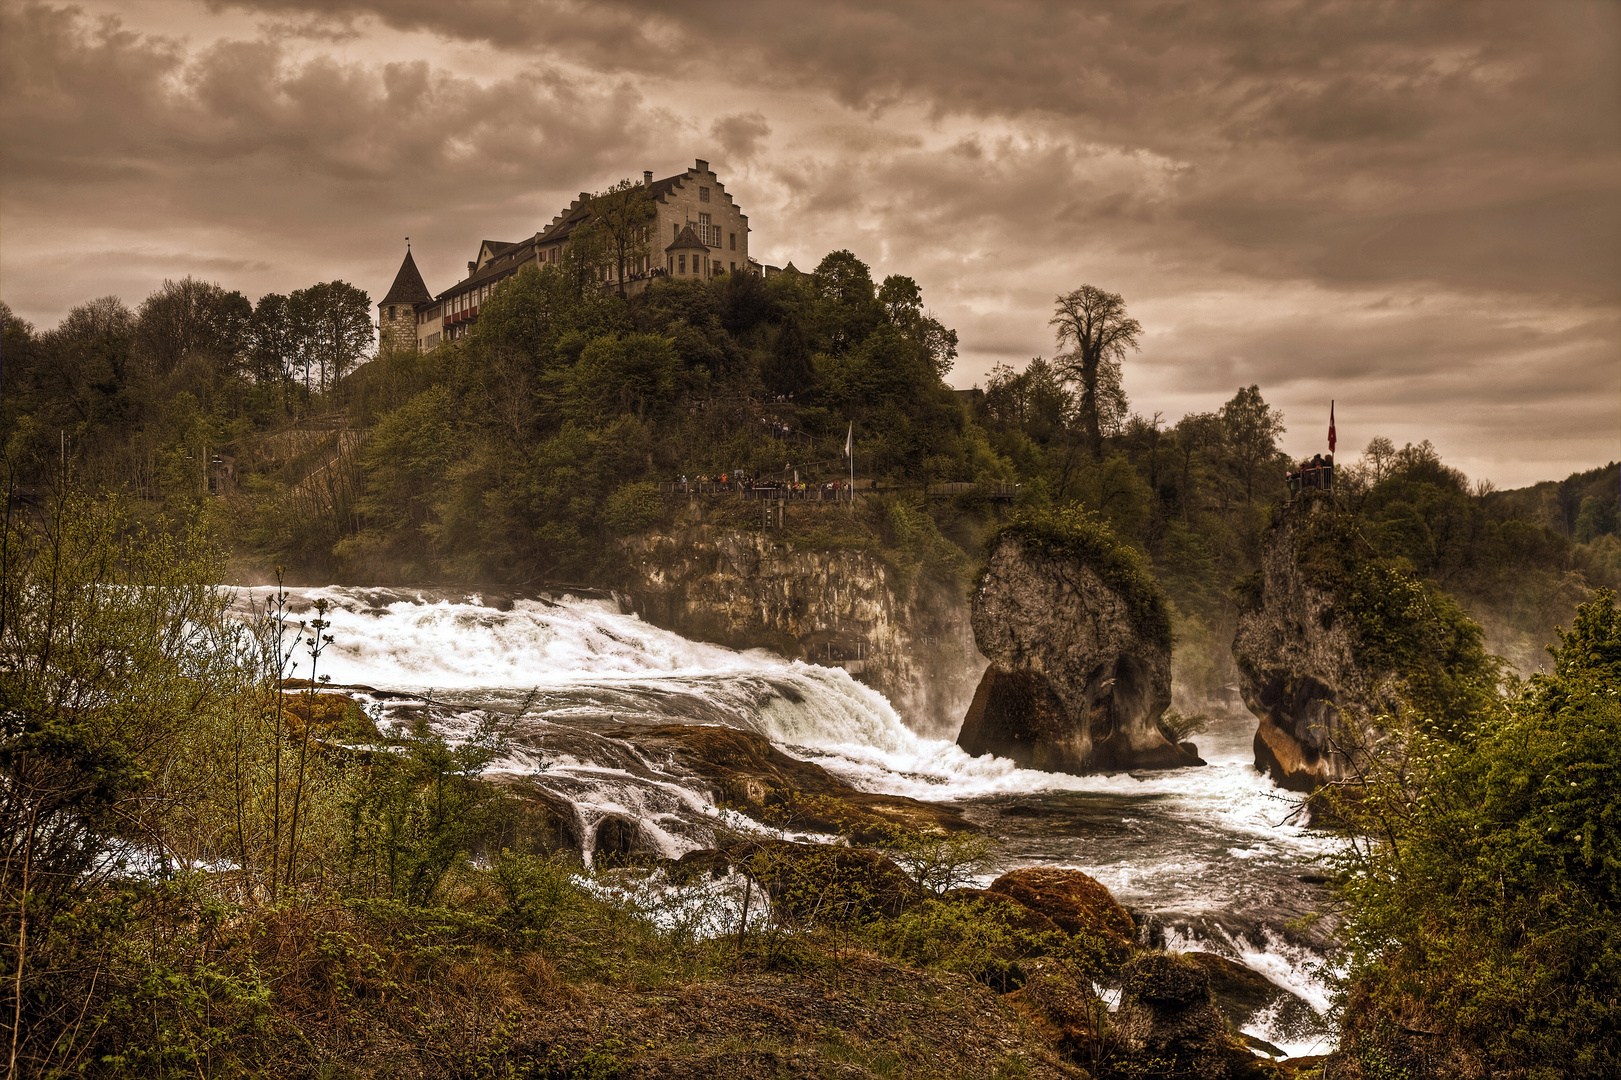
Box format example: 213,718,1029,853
957,512,1202,773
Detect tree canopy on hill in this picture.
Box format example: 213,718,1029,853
4,255,1614,691
323,252,1001,582
1290,494,1503,732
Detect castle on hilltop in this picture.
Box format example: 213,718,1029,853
379,159,769,352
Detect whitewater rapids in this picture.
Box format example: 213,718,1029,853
236,585,1339,1056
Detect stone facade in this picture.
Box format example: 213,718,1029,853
381,159,755,352
376,248,435,353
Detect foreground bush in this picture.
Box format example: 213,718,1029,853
1333,591,1621,1078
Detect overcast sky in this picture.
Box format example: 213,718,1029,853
2,0,1617,487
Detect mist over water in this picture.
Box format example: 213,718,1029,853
239,586,1339,1056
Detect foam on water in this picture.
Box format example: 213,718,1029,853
246,588,1319,823
243,586,1339,1052
1162,924,1340,1059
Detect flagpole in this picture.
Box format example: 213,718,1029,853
847,421,854,509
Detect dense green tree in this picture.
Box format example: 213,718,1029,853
811,250,883,355
26,297,140,486
981,357,1073,459
354,385,458,539
582,178,656,297
247,292,298,403
1170,411,1224,521
134,276,253,381
1333,590,1621,1078
565,333,679,424
0,304,38,434
1575,493,1618,543
1218,385,1286,505
1050,285,1140,458
287,281,372,393
878,274,957,380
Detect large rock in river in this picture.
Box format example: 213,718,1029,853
1232,502,1390,791
1233,495,1497,792
957,513,1199,772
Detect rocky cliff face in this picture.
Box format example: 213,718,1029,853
1232,501,1399,791
957,530,1197,772
617,526,983,735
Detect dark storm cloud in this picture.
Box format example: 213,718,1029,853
0,2,668,228
709,113,771,162
210,0,1620,300
1,0,1615,484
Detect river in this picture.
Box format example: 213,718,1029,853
241,585,1340,1057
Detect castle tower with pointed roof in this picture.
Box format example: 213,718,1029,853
379,246,434,352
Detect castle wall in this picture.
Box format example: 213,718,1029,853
654,161,750,280
379,302,419,352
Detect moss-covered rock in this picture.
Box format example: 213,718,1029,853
1233,495,1501,790
986,867,1136,954
959,509,1197,773
1112,952,1289,1080
982,506,1173,649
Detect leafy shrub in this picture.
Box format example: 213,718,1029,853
494,851,582,935
1333,591,1621,1077
602,480,664,534
872,898,1053,991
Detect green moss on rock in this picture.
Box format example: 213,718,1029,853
982,506,1174,651
1292,500,1501,731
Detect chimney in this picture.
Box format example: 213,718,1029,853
694,159,709,173
467,261,476,277
643,170,653,186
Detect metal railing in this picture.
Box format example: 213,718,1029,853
924,482,1020,500
659,482,854,501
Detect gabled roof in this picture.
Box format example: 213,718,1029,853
435,235,546,303
647,174,686,201
666,224,709,252
380,250,434,306
477,239,520,269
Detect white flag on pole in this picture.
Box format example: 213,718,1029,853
845,421,852,458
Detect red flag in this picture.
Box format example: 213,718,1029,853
1328,401,1336,454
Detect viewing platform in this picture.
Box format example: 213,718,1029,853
658,481,1021,502
659,482,853,501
